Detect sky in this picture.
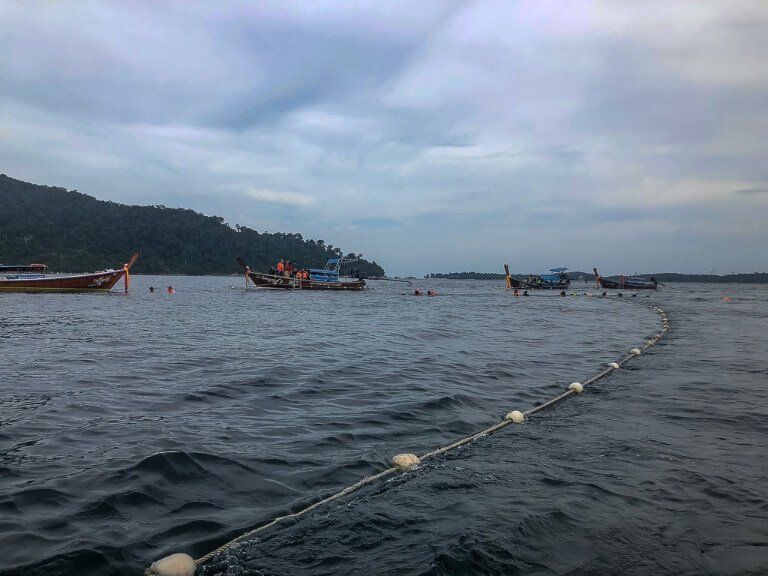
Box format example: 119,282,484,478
1,1,767,276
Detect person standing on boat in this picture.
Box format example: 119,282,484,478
277,259,285,275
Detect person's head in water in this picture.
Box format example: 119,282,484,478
523,290,529,296
149,286,155,293
560,290,566,296
167,286,175,294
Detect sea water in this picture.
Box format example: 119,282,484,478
1,278,766,575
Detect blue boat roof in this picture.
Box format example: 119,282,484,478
304,257,344,280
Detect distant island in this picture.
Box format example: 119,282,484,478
0,174,385,276
426,271,768,283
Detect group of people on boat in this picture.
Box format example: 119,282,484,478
271,259,309,280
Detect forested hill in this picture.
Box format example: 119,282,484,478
0,174,385,276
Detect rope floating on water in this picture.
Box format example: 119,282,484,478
146,299,670,576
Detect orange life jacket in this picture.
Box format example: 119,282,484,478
277,262,285,272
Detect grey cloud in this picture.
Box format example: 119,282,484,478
1,1,767,276
733,188,768,195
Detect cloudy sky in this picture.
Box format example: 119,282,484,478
1,1,767,275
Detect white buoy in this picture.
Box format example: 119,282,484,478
609,362,620,369
148,553,196,576
392,453,420,471
630,348,642,355
568,382,584,393
505,410,525,423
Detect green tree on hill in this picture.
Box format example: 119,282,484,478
0,174,385,277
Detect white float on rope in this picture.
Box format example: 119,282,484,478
392,453,421,471
147,554,196,576
146,299,670,574
505,410,525,423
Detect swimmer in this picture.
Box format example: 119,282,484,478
149,286,155,293
414,289,423,296
523,290,529,296
559,290,566,297
513,289,519,296
427,290,438,296
167,286,175,294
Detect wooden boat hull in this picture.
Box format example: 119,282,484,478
593,268,657,290
246,270,365,291
520,279,571,290
0,269,126,292
0,254,138,293
595,277,657,290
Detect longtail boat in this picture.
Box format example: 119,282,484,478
0,254,139,293
237,256,365,291
505,264,571,290
593,267,657,290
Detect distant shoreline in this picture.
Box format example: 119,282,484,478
424,272,768,284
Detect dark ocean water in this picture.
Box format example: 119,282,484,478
1,277,766,576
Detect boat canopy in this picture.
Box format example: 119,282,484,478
309,257,342,283
539,267,569,282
